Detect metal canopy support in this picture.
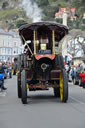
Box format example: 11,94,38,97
33,30,36,54
52,30,55,54
21,35,33,55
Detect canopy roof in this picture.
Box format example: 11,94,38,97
19,21,69,44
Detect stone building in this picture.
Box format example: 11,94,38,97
0,29,23,62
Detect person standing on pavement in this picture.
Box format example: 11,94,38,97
8,64,12,78
13,62,17,75
0,63,7,90
71,67,75,83
67,66,71,81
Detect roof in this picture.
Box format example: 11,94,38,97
0,29,19,37
0,29,10,35
8,31,19,38
55,8,76,19
19,21,69,44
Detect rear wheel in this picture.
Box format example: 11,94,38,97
54,87,60,97
21,70,27,104
55,55,64,68
17,73,21,98
60,69,68,103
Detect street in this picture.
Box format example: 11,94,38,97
0,76,85,128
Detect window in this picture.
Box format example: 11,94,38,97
3,40,5,46
13,48,18,55
5,56,8,61
20,48,23,54
7,56,11,61
13,48,16,55
8,41,10,46
7,48,11,55
2,56,4,60
3,56,5,60
1,48,11,55
16,48,18,54
0,56,2,60
2,56,6,61
14,42,16,47
2,48,6,54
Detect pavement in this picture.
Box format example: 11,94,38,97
0,76,85,128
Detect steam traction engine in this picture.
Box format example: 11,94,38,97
17,22,69,104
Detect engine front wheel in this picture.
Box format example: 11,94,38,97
21,70,27,104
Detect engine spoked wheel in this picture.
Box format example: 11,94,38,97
60,69,68,103
17,72,21,98
21,70,27,104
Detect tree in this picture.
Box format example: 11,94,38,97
16,20,27,28
55,18,62,24
68,29,85,57
37,0,49,7
2,1,9,9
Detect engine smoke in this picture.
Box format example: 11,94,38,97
22,0,42,22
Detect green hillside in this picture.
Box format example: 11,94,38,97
0,0,31,29
0,8,32,29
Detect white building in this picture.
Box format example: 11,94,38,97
0,29,23,62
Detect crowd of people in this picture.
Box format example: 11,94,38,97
0,62,13,91
65,63,85,84
0,58,18,92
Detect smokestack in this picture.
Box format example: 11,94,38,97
22,0,42,22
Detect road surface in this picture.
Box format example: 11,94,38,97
0,76,85,128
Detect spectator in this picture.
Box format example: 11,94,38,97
0,63,7,90
8,64,12,78
71,67,75,83
13,62,17,75
77,64,82,74
67,66,71,81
